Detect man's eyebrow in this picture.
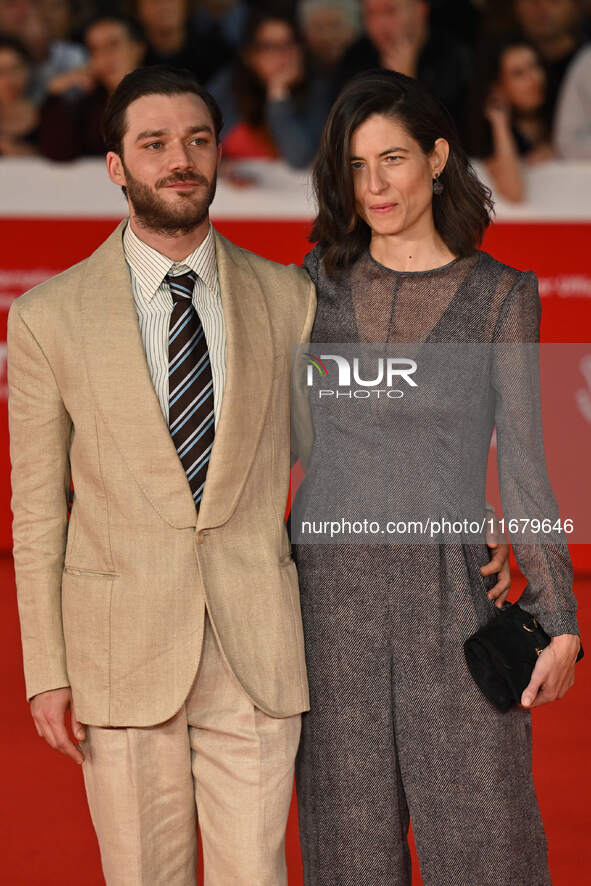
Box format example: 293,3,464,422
135,125,214,143
135,129,166,142
349,147,410,161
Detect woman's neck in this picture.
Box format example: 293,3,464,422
369,229,456,273
513,110,546,143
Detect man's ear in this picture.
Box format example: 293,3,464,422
106,151,126,187
217,142,223,167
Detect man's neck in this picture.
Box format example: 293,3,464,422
129,214,210,261
535,33,576,62
148,25,186,55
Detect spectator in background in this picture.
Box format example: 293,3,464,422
0,0,41,53
38,0,83,43
39,15,146,160
429,0,483,45
337,0,473,138
297,0,361,73
514,0,588,122
191,0,248,51
0,0,86,103
554,42,591,156
0,34,39,154
470,38,551,202
134,0,232,85
207,9,334,168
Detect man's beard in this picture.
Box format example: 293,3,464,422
122,162,217,235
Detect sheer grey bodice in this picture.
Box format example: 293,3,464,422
297,244,577,637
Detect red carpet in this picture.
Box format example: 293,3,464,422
1,555,588,885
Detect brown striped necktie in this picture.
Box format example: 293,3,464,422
166,270,215,509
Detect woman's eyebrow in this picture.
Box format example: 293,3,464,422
349,146,410,160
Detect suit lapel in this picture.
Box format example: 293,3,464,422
80,222,274,532
196,229,273,530
80,221,198,529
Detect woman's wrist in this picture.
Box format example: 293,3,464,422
489,115,512,137
267,84,289,102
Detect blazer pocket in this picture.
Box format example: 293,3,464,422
63,565,119,579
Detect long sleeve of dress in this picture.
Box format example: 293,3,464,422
491,270,578,636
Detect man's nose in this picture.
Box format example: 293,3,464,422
167,140,195,170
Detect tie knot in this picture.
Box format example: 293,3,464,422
166,270,197,303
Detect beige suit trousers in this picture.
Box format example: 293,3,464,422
80,613,301,885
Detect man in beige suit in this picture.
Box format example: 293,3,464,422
8,66,315,885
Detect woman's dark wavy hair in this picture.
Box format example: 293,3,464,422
311,69,494,278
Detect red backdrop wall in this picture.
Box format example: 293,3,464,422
1,217,590,569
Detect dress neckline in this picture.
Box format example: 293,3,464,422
365,247,465,277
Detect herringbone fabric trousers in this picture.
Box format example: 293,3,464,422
294,543,552,886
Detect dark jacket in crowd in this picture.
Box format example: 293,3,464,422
337,31,473,140
207,64,335,169
144,23,233,86
39,87,108,161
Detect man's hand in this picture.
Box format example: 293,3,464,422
481,542,511,608
47,66,95,96
30,687,86,764
521,634,580,708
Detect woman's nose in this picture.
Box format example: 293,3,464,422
367,165,387,193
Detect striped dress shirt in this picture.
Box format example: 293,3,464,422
122,221,226,428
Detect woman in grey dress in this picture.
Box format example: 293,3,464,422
293,70,581,886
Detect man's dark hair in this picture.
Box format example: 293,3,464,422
102,65,224,157
311,69,494,278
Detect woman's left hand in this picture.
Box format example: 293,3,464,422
521,634,581,707
481,542,512,608
266,50,304,101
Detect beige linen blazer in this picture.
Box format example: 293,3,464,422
8,221,316,726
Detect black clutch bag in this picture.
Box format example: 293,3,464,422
464,602,584,712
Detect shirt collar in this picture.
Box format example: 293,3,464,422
123,220,219,301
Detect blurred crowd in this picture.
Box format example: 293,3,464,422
0,0,590,200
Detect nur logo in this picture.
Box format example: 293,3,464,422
304,352,418,400
304,353,328,380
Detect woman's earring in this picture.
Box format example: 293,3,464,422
432,174,444,195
